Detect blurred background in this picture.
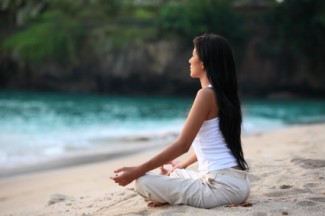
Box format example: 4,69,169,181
1,0,325,97
0,0,325,173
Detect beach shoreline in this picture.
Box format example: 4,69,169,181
0,122,313,179
0,123,325,216
0,139,169,179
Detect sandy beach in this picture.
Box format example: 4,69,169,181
0,124,325,216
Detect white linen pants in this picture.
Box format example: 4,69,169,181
135,168,250,209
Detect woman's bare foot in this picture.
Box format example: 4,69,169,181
147,201,168,207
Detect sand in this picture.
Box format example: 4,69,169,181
0,124,325,216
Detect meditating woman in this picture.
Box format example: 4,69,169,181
110,33,250,208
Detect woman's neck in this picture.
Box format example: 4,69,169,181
200,78,211,88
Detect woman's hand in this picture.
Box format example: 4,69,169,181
159,160,185,176
110,166,142,186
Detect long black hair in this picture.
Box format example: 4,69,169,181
193,33,248,170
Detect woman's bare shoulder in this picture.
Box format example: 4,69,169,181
196,87,216,100
196,87,218,117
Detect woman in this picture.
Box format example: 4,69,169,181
110,33,250,209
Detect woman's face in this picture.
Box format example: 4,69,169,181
189,48,204,78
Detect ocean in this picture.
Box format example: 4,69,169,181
1,90,325,170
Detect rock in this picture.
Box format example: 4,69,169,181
280,185,292,189
48,194,67,205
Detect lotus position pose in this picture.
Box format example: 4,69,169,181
110,33,250,209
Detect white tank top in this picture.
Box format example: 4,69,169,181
192,117,238,174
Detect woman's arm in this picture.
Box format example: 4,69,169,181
180,152,197,169
110,89,212,186
161,152,197,175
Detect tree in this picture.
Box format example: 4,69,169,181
265,0,325,76
159,0,248,57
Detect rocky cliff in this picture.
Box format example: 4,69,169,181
1,36,325,98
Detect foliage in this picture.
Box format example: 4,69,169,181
3,0,324,74
159,0,248,54
0,0,161,63
50,0,122,20
263,0,325,74
2,10,82,64
1,0,250,64
0,0,124,64
160,0,210,37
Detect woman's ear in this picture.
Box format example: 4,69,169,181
201,62,205,71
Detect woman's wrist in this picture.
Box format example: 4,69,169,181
180,162,188,169
136,164,148,177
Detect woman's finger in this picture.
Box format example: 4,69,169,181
114,167,126,173
167,167,176,175
109,176,118,181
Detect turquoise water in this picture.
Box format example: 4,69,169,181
1,90,325,168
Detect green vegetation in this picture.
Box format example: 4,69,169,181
0,0,123,63
262,0,325,75
159,0,245,40
2,10,82,64
1,0,248,64
1,0,324,76
159,0,248,58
